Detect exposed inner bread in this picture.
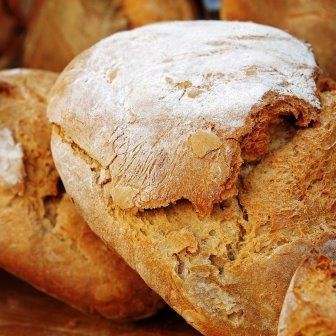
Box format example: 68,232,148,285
0,68,163,321
48,21,336,336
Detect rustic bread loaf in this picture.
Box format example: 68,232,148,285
220,0,336,79
48,21,336,335
23,0,198,71
0,69,163,321
278,242,336,336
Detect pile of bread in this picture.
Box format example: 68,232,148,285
1,1,335,336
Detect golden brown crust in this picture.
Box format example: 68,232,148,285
23,0,197,71
220,0,336,79
278,248,336,336
50,78,336,336
0,69,164,321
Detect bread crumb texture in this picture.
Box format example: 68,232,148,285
48,22,336,336
0,69,163,321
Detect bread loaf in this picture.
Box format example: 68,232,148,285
220,0,336,79
48,21,336,335
0,69,163,321
23,0,198,71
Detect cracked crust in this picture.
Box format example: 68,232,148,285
23,0,197,72
51,87,336,335
48,21,320,215
51,88,336,335
278,243,336,336
48,21,336,336
0,69,164,321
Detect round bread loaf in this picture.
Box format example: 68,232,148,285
220,0,336,79
278,242,336,336
48,21,336,335
0,69,163,321
23,0,198,71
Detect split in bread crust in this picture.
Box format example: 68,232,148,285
48,22,336,336
0,69,164,321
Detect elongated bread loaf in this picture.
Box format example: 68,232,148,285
0,69,163,321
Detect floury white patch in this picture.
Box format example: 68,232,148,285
48,21,320,213
0,128,25,188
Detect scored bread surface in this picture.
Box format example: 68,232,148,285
0,69,163,320
48,21,336,336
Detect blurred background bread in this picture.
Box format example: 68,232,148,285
220,0,336,79
48,20,336,335
0,0,24,69
23,0,199,71
0,68,163,321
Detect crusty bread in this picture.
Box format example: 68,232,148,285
23,0,198,72
48,21,336,335
278,243,336,336
220,0,336,79
0,69,163,321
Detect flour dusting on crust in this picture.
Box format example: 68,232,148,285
49,21,320,213
0,128,25,188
